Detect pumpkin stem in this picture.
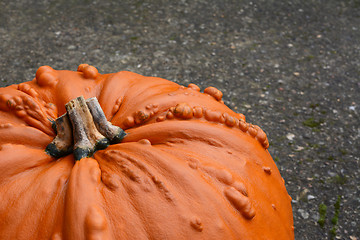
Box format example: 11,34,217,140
46,96,126,160
45,113,73,158
66,96,109,160
86,97,126,143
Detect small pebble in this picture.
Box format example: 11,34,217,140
297,209,309,219
307,195,316,200
286,133,295,141
67,45,76,50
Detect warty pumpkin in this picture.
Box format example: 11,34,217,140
0,64,294,240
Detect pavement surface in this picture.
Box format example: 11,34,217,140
1,0,359,239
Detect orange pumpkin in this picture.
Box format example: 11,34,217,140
0,64,294,240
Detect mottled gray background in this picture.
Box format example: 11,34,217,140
1,0,359,239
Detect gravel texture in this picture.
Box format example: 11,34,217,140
1,0,359,239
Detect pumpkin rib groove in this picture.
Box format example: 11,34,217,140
100,145,176,203
124,117,267,149
97,145,241,240
122,120,260,155
100,145,154,178
33,164,69,239
100,72,179,124
0,124,52,149
96,155,151,240
118,123,292,238
114,144,191,203
2,162,66,239
0,145,54,184
120,177,155,240
105,156,155,239
154,144,258,221
98,141,257,239
97,71,139,121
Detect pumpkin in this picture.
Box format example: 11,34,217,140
0,64,294,240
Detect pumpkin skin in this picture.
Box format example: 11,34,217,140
0,65,294,240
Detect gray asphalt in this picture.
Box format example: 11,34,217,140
1,0,359,239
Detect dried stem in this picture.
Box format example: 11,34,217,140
86,97,126,143
45,113,73,158
46,96,125,160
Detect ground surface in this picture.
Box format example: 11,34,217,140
0,0,359,239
